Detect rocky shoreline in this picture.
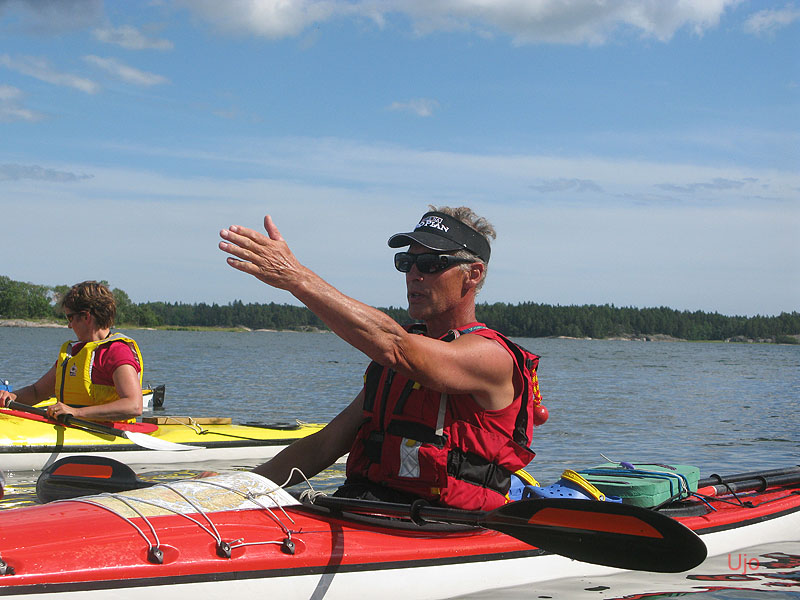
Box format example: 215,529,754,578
0,319,324,333
2,319,795,343
0,319,66,328
549,332,798,344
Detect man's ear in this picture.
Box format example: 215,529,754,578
465,262,485,289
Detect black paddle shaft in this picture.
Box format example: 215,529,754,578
699,471,800,495
6,400,126,439
698,465,800,488
310,494,706,573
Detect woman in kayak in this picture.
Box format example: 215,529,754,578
0,281,143,422
220,207,542,511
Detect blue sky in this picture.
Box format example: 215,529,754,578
1,0,798,317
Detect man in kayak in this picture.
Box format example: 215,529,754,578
219,208,540,510
0,281,143,422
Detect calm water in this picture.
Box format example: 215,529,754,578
1,326,799,598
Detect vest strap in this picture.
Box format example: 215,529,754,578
447,448,513,495
435,392,447,437
386,420,446,447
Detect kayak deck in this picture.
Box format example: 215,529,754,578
0,411,326,471
0,473,798,600
0,473,536,598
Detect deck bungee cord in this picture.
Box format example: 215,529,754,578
155,414,311,442
687,466,800,511
53,472,305,562
1,458,797,600
27,455,710,573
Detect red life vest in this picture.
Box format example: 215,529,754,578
345,323,542,511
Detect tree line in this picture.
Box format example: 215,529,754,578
1,275,798,343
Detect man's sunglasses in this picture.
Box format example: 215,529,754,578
394,252,476,274
65,311,85,322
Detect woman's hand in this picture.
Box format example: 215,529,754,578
0,390,16,408
47,402,78,419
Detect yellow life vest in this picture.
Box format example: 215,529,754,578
55,334,143,409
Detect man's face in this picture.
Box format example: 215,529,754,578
404,243,473,321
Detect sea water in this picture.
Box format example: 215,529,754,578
1,326,799,598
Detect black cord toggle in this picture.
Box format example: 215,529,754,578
216,541,232,559
147,547,164,564
281,538,296,555
0,558,15,576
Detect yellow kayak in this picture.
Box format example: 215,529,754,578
0,407,325,472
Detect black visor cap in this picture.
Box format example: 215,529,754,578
387,211,491,263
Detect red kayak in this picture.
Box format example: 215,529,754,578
0,463,798,600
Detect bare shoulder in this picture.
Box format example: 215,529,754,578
450,332,514,380
443,333,513,409
452,329,510,355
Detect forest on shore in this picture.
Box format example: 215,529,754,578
1,275,798,343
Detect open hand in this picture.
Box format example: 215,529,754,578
219,215,306,291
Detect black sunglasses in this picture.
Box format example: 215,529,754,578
65,311,85,322
394,252,476,274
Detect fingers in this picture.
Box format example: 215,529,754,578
263,215,284,242
219,225,256,251
47,403,73,419
220,215,281,248
219,215,281,261
219,214,300,290
218,230,250,262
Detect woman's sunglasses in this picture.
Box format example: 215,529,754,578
394,252,476,274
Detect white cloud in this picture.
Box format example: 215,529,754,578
0,103,44,122
0,54,99,93
386,98,439,117
83,55,169,86
0,85,45,122
401,0,738,44
655,177,757,194
0,85,22,101
530,178,604,194
181,0,738,44
91,135,800,210
743,4,800,36
92,25,174,50
0,0,103,34
0,163,92,182
2,150,796,314
180,0,341,39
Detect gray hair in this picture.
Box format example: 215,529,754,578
429,205,496,292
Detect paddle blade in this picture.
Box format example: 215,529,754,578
485,498,707,573
36,456,154,503
123,430,201,451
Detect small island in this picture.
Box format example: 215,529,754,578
1,276,798,344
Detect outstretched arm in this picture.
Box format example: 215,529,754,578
220,216,407,359
219,216,514,409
